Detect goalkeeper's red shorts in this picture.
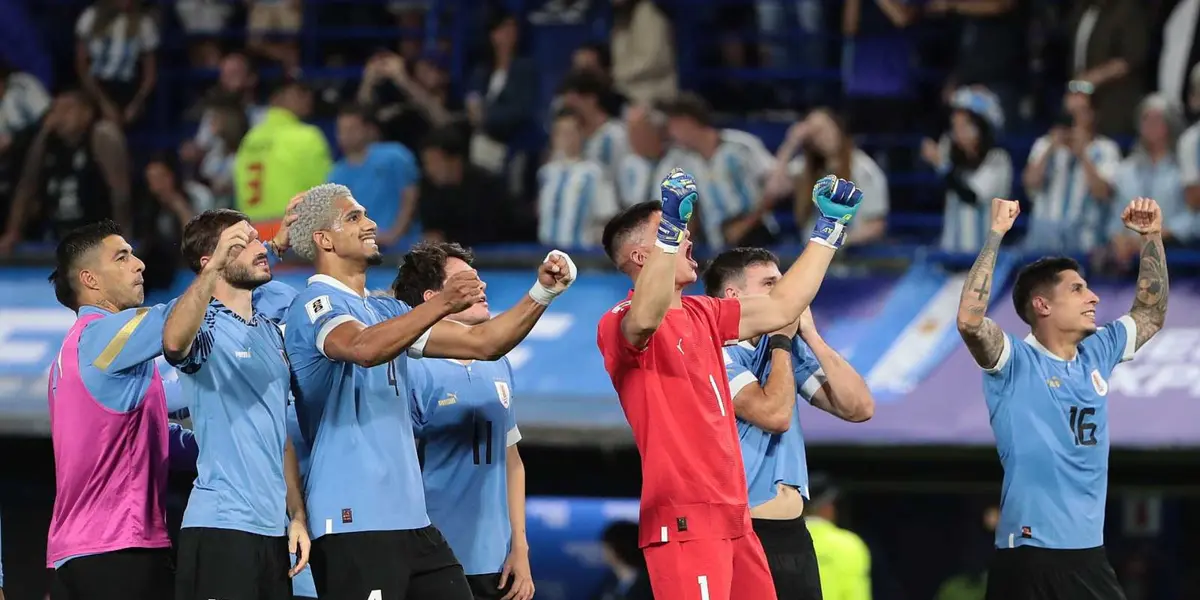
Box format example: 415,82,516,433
642,532,777,600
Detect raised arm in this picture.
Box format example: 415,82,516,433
798,309,874,423
956,199,1017,369
162,222,255,361
736,176,864,339
1121,198,1168,350
620,170,696,349
422,252,577,361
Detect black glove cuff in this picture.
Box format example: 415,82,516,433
767,334,793,353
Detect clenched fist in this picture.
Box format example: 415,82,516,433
1121,197,1162,236
990,198,1020,234
441,270,486,313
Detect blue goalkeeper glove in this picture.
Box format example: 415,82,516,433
810,175,864,249
657,168,697,253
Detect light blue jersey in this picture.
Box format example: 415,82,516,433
411,357,520,575
168,300,291,537
286,403,318,598
285,274,430,538
723,337,824,507
984,316,1137,549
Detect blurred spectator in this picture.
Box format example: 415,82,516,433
618,103,691,207
1179,63,1200,209
559,70,628,182
920,88,1013,253
927,0,1025,124
1066,0,1148,137
806,474,872,600
662,93,777,248
328,105,421,249
357,51,461,152
1106,95,1188,267
0,63,51,211
174,0,235,67
420,126,520,246
932,505,999,600
247,0,302,72
610,0,678,106
234,79,331,241
841,0,919,132
197,102,250,209
590,520,652,600
571,42,628,116
1157,0,1200,120
74,0,159,128
783,108,889,246
144,154,209,240
466,12,538,176
537,108,617,248
0,91,131,254
1022,88,1121,252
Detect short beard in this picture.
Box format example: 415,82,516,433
366,250,384,266
224,262,271,290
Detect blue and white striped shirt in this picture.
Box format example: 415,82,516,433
1024,134,1122,253
75,7,159,82
0,73,50,137
939,144,1014,253
686,129,776,247
1109,152,1191,241
583,119,629,181
617,147,696,208
537,158,618,248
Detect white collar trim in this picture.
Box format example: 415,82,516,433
308,274,365,298
1023,333,1074,362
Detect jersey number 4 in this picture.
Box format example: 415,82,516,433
1067,406,1098,446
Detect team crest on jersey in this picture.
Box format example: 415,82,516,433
1091,369,1109,396
495,381,512,407
305,295,332,323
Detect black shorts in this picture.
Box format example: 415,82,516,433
309,526,472,600
52,547,173,600
175,527,292,600
753,517,824,600
466,573,514,600
985,546,1126,600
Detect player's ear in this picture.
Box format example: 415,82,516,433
422,289,437,303
314,230,333,253
1032,295,1051,318
629,247,647,267
198,255,211,271
77,266,101,293
725,286,740,299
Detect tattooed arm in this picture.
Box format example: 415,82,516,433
1127,235,1168,350
957,199,1020,370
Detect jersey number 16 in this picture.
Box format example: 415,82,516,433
1067,406,1098,446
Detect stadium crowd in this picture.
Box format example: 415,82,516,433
0,0,1197,272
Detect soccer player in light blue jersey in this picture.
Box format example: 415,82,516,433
703,247,874,600
392,242,534,600
957,197,1168,600
285,403,318,600
163,211,310,600
284,183,575,600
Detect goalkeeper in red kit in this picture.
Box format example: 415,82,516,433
596,169,864,600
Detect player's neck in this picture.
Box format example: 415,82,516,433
670,288,684,308
317,259,369,297
1031,328,1080,361
213,280,254,321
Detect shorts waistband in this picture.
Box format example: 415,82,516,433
995,545,1108,567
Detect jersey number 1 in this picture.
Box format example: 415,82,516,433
1068,406,1098,446
386,360,401,396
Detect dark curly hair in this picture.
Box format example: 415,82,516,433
392,242,475,307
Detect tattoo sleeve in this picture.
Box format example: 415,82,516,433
1129,234,1168,349
957,230,1007,369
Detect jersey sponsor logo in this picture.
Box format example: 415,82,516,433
305,295,331,323
495,381,512,408
1091,369,1109,396
438,393,457,407
1047,376,1062,389
677,339,685,355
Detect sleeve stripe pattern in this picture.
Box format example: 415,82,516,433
506,425,522,447
1117,314,1138,363
800,369,827,402
728,371,757,399
93,307,150,371
407,327,433,359
316,314,358,359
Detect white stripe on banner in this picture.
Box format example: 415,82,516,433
866,273,968,394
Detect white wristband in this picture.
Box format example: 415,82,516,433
527,249,578,306
654,239,680,253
